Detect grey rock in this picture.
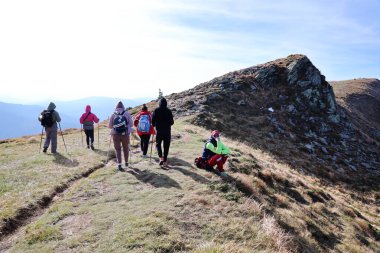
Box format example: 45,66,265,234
237,100,247,106
321,147,329,154
298,81,311,87
328,114,340,124
305,143,314,153
302,89,313,99
349,165,357,171
287,105,296,113
319,137,328,145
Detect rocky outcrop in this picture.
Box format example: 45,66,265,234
164,54,379,187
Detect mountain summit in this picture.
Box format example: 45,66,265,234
164,54,379,187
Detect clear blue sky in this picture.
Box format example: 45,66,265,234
0,0,379,104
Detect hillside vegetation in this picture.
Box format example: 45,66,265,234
0,55,379,252
0,117,378,252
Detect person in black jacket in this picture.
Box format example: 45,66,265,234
152,98,174,166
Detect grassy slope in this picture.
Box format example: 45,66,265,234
0,117,379,252
1,119,291,253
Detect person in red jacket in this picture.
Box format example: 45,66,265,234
133,104,156,158
79,105,100,150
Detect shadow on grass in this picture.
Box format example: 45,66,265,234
93,149,108,157
171,166,211,184
167,157,193,167
52,153,79,167
127,168,182,189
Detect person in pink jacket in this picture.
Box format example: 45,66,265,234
79,105,100,150
133,104,156,158
108,101,133,171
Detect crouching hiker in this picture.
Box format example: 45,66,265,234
109,101,133,171
80,105,100,150
201,130,230,177
38,102,61,153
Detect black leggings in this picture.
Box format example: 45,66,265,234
140,134,151,155
156,133,171,162
84,129,94,146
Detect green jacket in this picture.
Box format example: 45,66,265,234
205,138,230,155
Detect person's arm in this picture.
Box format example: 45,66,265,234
93,114,100,123
79,113,84,124
152,110,157,127
125,112,134,133
220,141,230,155
169,110,174,126
133,113,140,127
108,114,114,129
55,111,61,123
206,142,221,154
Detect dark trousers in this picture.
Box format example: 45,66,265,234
156,133,171,162
84,129,94,146
140,134,151,155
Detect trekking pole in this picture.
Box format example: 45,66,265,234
80,124,84,147
149,133,155,162
105,134,112,164
97,123,100,149
58,122,68,154
39,127,44,153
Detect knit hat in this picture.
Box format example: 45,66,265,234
142,104,148,111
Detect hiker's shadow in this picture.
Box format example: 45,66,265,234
52,153,79,167
127,168,182,189
93,149,108,157
168,157,211,184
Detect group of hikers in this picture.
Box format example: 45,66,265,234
38,97,230,177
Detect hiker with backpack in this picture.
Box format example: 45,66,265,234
79,105,100,150
38,102,61,153
200,130,230,177
152,97,174,166
133,104,155,158
108,101,133,171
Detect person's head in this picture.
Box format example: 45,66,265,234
142,104,148,111
211,130,220,139
85,105,91,112
159,97,167,108
47,102,56,110
115,101,125,111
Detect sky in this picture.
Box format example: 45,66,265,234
0,0,379,104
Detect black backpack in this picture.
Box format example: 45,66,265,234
40,110,55,127
113,111,128,134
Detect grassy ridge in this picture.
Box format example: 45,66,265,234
1,118,379,252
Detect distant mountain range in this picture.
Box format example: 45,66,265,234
0,96,153,140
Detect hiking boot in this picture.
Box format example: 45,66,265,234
90,145,94,150
125,162,129,167
220,172,228,178
117,165,123,171
159,159,164,166
43,147,47,153
87,145,90,149
142,154,147,158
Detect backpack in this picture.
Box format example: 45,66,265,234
113,111,128,134
137,114,151,133
40,110,55,127
82,112,94,130
194,156,207,169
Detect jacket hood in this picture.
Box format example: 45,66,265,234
159,98,167,108
85,105,91,113
47,102,56,110
115,101,125,111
